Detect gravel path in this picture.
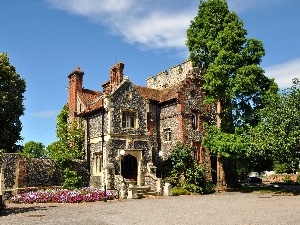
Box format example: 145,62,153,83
1,192,300,225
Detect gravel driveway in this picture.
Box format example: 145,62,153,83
1,192,300,225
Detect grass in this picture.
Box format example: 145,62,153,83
239,183,300,195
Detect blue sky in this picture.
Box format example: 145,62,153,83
1,0,299,147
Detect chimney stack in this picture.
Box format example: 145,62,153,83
68,67,84,119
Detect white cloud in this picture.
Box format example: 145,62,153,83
32,110,59,118
264,58,300,89
116,12,191,49
46,0,195,50
46,0,135,16
46,0,282,51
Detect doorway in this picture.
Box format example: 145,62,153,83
121,154,138,180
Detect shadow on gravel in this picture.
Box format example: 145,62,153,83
0,204,51,217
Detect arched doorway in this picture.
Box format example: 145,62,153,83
121,154,138,180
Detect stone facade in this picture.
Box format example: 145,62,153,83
67,60,216,191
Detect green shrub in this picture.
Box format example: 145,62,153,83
283,175,294,184
273,161,287,174
63,168,82,190
172,187,191,196
167,143,212,194
296,175,300,183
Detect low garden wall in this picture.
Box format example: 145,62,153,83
263,174,299,183
0,153,89,199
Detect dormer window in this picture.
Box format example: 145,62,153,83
122,111,136,128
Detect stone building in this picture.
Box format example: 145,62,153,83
67,60,215,191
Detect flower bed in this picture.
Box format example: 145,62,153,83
9,187,118,204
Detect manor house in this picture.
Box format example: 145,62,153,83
67,60,216,190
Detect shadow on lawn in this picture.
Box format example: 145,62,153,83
238,183,300,195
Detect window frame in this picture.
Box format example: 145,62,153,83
163,128,172,141
121,110,137,129
92,153,102,176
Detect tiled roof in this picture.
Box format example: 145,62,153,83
77,84,180,116
78,89,104,113
135,85,179,103
134,86,161,102
159,85,179,102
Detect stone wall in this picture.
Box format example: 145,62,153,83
1,153,89,195
146,60,193,90
159,102,180,158
148,102,160,164
111,81,147,135
88,113,103,138
264,174,299,183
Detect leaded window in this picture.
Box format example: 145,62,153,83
122,111,136,128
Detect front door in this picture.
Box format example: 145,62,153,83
121,154,137,180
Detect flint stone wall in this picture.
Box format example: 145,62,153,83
146,60,193,90
0,153,89,196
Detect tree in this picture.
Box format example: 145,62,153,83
186,0,277,186
186,0,277,129
246,79,300,173
46,104,84,164
19,141,47,158
0,52,26,152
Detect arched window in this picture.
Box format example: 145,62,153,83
93,153,102,175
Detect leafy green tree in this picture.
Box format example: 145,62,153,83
246,79,300,173
186,0,277,129
186,0,277,186
19,141,47,158
0,52,26,152
46,105,85,164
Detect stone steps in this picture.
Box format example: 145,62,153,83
136,186,157,198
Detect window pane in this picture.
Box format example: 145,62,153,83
130,114,135,128
122,112,126,128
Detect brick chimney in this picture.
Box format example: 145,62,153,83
110,62,124,91
68,67,84,118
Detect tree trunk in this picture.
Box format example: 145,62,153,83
216,100,226,190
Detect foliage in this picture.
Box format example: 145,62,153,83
243,79,300,173
172,187,191,196
0,52,26,152
186,0,277,129
273,162,288,174
62,168,83,190
9,187,118,204
297,175,300,183
46,105,85,165
167,143,213,194
283,175,293,184
186,0,279,180
202,125,246,159
19,141,47,158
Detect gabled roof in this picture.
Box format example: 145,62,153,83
135,85,179,103
77,81,182,116
78,89,104,114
